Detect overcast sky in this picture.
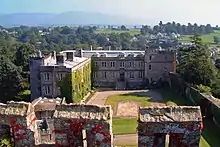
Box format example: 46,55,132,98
1,0,220,25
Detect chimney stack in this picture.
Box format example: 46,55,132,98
56,54,65,64
66,52,74,61
75,49,83,57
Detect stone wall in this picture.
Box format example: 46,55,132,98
53,104,113,147
138,106,203,147
0,99,113,147
0,102,37,147
168,72,220,125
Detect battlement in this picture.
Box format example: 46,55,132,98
139,106,202,122
54,104,111,120
0,101,30,116
0,98,113,146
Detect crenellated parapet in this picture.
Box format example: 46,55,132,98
138,106,203,147
0,98,113,147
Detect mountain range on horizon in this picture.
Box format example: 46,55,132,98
0,11,156,27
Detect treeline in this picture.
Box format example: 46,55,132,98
0,35,34,102
0,21,216,53
141,21,214,35
0,26,177,52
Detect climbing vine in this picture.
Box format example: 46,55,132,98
58,61,91,103
91,60,98,88
53,119,111,146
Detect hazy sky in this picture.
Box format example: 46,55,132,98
1,0,220,25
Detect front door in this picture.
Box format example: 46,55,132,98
120,73,125,81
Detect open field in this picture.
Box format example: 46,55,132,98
95,29,140,35
179,30,220,45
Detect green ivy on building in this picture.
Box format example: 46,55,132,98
58,61,91,103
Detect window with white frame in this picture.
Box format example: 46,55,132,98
129,72,134,79
111,72,115,78
110,61,115,67
44,72,50,81
120,62,125,67
102,62,107,67
93,72,98,78
113,72,115,78
57,73,63,81
149,65,152,70
129,62,134,67
43,85,51,95
139,71,143,78
104,72,107,79
139,62,144,67
95,62,98,67
57,87,61,95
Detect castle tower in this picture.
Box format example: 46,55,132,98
29,50,44,101
144,48,176,84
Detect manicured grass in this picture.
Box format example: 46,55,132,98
178,30,220,44
105,93,151,112
95,29,140,35
158,89,191,106
112,117,137,135
159,88,220,147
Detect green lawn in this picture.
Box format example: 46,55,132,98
159,88,220,147
179,30,220,44
105,93,151,112
95,29,140,35
112,117,137,135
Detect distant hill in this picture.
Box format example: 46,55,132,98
0,11,147,27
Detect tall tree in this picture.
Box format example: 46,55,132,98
177,35,216,86
0,56,23,102
15,43,35,72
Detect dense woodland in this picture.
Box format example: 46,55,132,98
141,21,214,35
0,21,219,104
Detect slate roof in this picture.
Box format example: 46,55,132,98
139,106,202,123
61,50,145,58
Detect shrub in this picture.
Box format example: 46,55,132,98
196,84,211,93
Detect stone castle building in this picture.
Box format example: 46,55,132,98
0,98,113,147
30,49,176,100
30,50,91,101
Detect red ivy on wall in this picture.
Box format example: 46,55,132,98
10,118,27,142
54,119,111,146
